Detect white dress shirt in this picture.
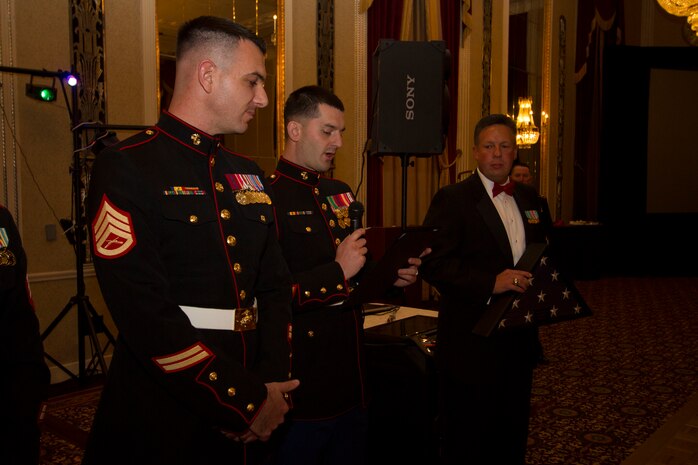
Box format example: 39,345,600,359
477,169,526,264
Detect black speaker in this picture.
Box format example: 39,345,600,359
370,40,448,156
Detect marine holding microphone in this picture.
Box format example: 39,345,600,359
267,86,424,465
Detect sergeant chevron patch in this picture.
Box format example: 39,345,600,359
152,342,213,373
92,194,137,259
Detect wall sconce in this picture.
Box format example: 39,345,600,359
515,97,540,149
656,0,698,37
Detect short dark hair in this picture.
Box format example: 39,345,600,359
176,16,266,59
473,114,516,145
512,160,530,169
284,85,345,127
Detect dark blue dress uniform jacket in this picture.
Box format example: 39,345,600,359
268,158,365,420
0,205,50,465
83,112,292,465
0,205,49,382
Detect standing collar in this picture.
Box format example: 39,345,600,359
275,157,321,186
157,111,223,155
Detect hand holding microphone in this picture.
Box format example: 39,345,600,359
335,201,367,280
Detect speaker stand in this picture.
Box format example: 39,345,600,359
40,78,117,383
398,153,414,230
41,293,115,381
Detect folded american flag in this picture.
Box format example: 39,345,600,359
473,243,592,337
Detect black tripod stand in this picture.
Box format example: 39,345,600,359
40,260,115,381
391,153,438,230
396,153,415,229
35,68,116,382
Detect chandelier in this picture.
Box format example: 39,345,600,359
515,97,540,149
656,0,698,37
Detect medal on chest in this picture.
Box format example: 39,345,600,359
226,174,272,205
326,192,355,229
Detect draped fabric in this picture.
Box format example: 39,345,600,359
366,0,404,226
572,0,624,220
366,0,460,227
440,0,461,186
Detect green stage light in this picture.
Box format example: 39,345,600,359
26,83,57,102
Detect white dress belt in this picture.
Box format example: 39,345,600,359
180,299,258,331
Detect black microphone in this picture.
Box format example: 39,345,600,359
348,201,364,232
347,201,366,289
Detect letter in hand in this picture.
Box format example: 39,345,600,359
223,379,300,444
393,247,432,287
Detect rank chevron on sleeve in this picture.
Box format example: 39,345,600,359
92,194,137,259
152,343,213,373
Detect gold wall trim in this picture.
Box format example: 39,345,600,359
71,0,106,125
540,0,552,200
276,0,286,158
28,266,97,283
0,0,19,216
481,0,492,116
555,15,566,221
141,0,158,124
317,0,334,90
457,14,473,181
354,0,367,202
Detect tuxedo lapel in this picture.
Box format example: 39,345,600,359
469,176,512,261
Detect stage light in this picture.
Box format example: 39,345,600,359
26,82,57,102
65,74,78,87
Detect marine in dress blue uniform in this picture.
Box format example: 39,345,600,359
270,158,364,420
83,17,296,465
266,86,421,465
84,111,293,464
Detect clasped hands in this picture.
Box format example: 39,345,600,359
221,379,299,444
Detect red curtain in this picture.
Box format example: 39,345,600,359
440,0,461,185
573,0,624,220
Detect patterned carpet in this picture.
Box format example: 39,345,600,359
527,277,698,465
39,384,101,464
38,277,698,464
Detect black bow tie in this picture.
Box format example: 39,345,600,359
493,182,514,197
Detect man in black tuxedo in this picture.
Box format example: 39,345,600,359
421,114,548,465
